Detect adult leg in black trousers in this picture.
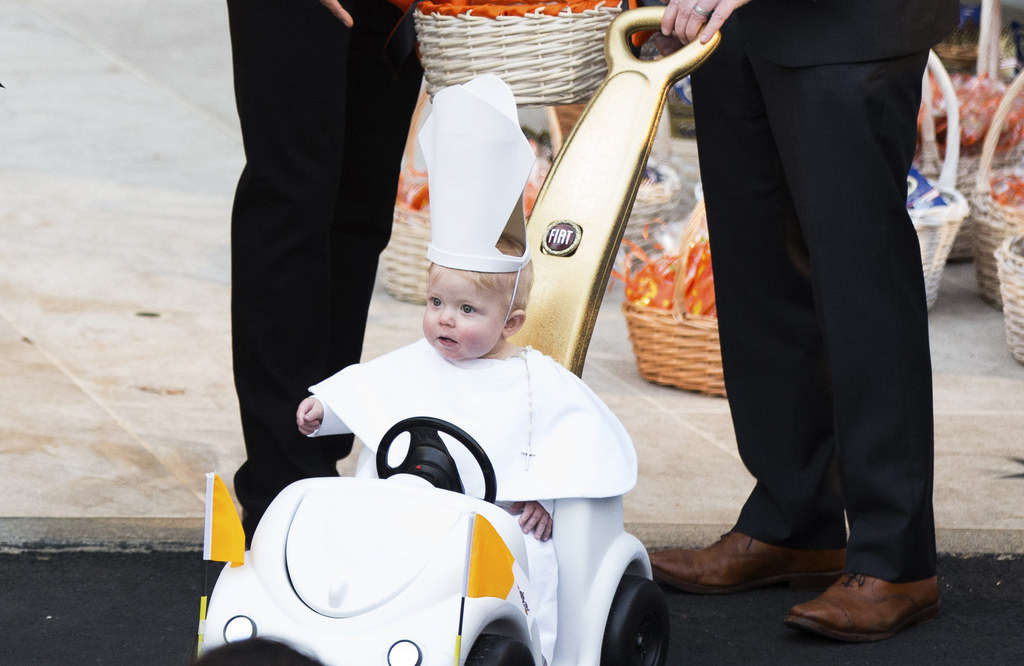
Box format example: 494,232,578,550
649,19,936,604
227,0,422,540
692,33,936,583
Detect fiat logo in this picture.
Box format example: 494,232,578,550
541,220,582,257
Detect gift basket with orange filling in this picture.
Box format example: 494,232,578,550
970,66,1024,308
918,0,1024,260
995,234,1024,363
413,0,622,107
611,198,725,397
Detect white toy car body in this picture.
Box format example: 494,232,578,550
203,447,667,665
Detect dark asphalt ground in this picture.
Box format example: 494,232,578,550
0,550,1020,664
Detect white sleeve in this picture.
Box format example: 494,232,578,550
307,398,353,437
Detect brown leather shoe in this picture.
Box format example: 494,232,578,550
648,532,845,594
784,573,939,642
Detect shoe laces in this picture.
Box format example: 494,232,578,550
719,532,754,551
842,573,867,587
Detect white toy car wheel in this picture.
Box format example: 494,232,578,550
600,575,669,666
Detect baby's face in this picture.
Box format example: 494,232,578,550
423,270,510,362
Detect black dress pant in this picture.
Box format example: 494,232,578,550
227,0,422,539
691,20,937,582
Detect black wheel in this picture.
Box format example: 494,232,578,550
376,416,498,503
600,574,670,666
465,634,535,666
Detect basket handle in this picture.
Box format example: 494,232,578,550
922,50,960,191
972,67,1024,197
976,0,1001,78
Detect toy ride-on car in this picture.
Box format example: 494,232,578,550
202,417,669,665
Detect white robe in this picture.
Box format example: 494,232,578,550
309,338,637,502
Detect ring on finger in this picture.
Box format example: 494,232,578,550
693,5,712,17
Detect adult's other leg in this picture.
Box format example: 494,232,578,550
326,0,423,382
754,49,936,583
228,0,353,539
692,29,849,552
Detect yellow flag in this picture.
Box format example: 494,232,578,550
466,514,514,599
203,473,245,567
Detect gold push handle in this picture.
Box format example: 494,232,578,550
512,7,720,375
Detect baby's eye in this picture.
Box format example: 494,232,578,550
461,304,475,314
430,297,442,307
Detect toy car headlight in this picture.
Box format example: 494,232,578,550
223,615,257,643
387,640,422,666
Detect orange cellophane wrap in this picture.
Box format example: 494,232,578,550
612,233,678,310
387,0,418,10
611,201,716,317
396,168,430,212
920,73,1024,158
417,0,612,18
677,206,715,317
990,169,1024,207
675,202,715,317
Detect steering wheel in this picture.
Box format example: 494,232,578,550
376,416,498,504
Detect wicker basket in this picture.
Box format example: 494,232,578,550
946,92,1024,261
413,1,620,107
933,42,977,73
621,201,725,397
996,235,1024,363
622,302,724,396
912,52,969,309
912,189,969,308
932,0,998,74
970,67,1024,309
380,205,432,304
928,0,1021,260
947,147,1024,260
380,92,433,304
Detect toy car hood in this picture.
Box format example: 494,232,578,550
284,483,470,618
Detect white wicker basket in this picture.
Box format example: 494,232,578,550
995,235,1024,362
380,92,433,304
928,0,1023,260
970,67,1024,309
414,4,620,107
380,205,432,304
912,189,969,308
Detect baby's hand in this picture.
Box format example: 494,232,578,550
296,397,324,435
509,501,553,542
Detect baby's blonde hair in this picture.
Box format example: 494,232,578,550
428,236,534,313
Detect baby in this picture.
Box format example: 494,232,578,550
297,237,553,541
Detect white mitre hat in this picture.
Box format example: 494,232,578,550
419,74,535,274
